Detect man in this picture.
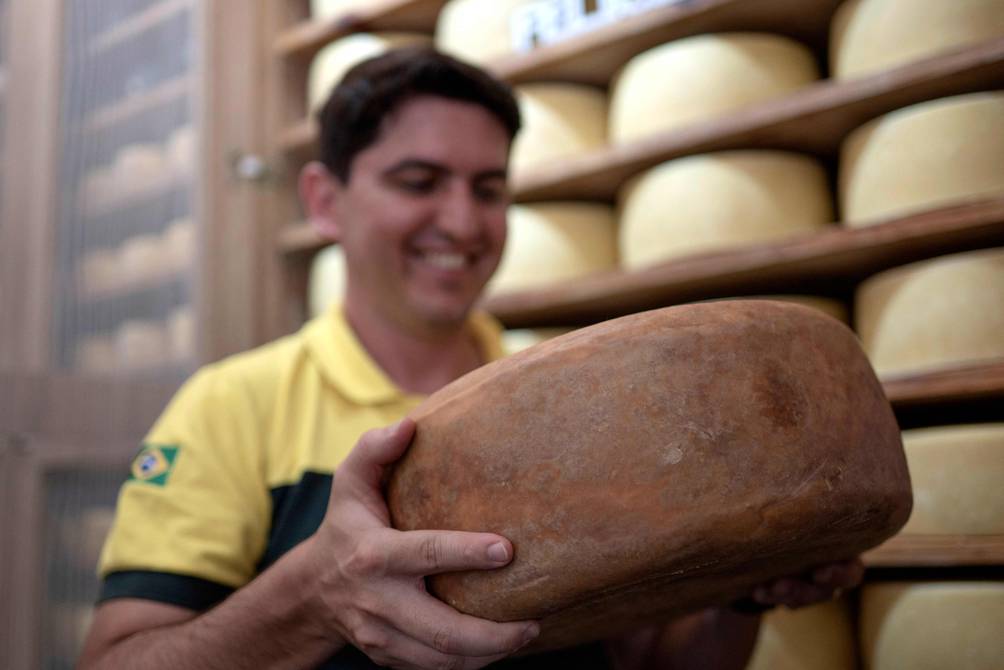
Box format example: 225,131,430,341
79,49,861,669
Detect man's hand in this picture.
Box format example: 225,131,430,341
304,419,540,669
745,558,865,611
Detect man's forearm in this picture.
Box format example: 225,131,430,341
84,538,344,669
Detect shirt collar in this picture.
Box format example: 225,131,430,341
303,305,505,405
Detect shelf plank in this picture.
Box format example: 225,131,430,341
88,0,192,56
277,223,329,255
480,197,1004,328
492,0,842,86
274,0,446,59
864,535,1004,567
883,361,1004,408
279,117,317,156
513,37,1004,202
83,75,191,134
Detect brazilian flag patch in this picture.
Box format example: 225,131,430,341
129,444,180,487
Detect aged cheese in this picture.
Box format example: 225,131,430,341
488,202,617,294
310,0,377,19
77,335,116,373
711,296,848,324
115,143,166,198
81,248,121,295
831,0,1004,79
609,33,819,144
619,151,833,269
501,328,573,355
389,301,911,651
747,598,856,670
511,83,608,177
839,92,1004,224
116,320,169,370
435,0,532,65
166,125,196,178
168,305,196,362
308,32,432,111
309,243,347,318
855,247,1004,377
163,217,195,272
900,423,1004,535
860,582,1004,670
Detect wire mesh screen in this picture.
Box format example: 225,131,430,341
55,0,200,376
0,0,8,218
41,463,130,670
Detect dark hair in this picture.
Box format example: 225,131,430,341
316,47,522,182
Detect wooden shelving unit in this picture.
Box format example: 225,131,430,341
88,0,191,56
865,535,1004,568
883,360,1004,409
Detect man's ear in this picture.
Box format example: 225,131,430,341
299,161,343,241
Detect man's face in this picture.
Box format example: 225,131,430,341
329,95,511,332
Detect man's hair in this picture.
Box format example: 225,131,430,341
317,47,522,182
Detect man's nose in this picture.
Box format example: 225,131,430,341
436,183,482,242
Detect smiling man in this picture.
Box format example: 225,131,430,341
79,49,861,670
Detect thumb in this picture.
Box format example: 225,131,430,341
343,418,416,490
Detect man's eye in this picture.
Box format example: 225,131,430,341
398,178,436,193
474,184,508,203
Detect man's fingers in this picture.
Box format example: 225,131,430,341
386,529,515,576
388,586,539,659
342,419,417,488
366,625,515,670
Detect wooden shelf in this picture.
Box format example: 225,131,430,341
274,0,446,59
513,37,1004,202
884,361,1004,409
277,223,328,256
83,75,191,134
89,0,191,56
277,38,1004,185
864,535,1004,567
480,197,1004,328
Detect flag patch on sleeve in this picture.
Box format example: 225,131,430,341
129,444,180,487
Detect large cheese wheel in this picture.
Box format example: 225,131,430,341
609,33,819,144
163,217,195,273
710,296,849,324
388,301,911,651
855,247,1004,377
309,243,347,318
900,424,1004,535
831,0,1004,80
310,0,377,19
860,582,1004,670
115,320,169,370
167,305,196,363
166,125,196,178
510,83,608,177
435,0,531,65
747,598,856,670
115,143,166,199
488,202,617,293
307,33,432,111
501,328,573,355
619,151,833,269
839,92,1004,224
77,335,116,373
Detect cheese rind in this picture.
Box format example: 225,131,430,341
310,0,378,19
860,582,1004,670
609,33,819,144
747,598,856,670
900,424,1004,535
511,83,608,177
831,0,1004,80
855,247,1004,377
435,0,532,65
309,243,347,319
308,33,432,111
489,202,617,293
619,151,833,269
839,92,1004,224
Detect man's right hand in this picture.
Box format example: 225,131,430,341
304,418,540,669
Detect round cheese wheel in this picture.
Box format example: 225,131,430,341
710,296,849,324
119,234,164,284
389,300,912,651
830,0,1004,80
510,83,608,177
854,247,1004,377
489,202,617,294
77,335,117,373
619,151,833,269
309,243,347,318
115,320,169,370
81,248,121,295
308,32,432,111
168,305,196,362
747,598,856,670
839,92,1004,224
609,33,819,144
310,0,377,19
163,217,196,272
860,582,1004,670
80,167,117,214
114,143,166,199
501,328,574,355
900,423,1004,535
435,0,532,65
166,125,196,178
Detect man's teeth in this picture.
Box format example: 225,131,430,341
423,252,467,270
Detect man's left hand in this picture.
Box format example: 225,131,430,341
747,558,865,610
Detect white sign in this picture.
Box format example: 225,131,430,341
510,0,692,53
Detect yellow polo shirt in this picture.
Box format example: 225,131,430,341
98,306,505,609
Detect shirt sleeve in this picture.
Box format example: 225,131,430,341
97,365,271,611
